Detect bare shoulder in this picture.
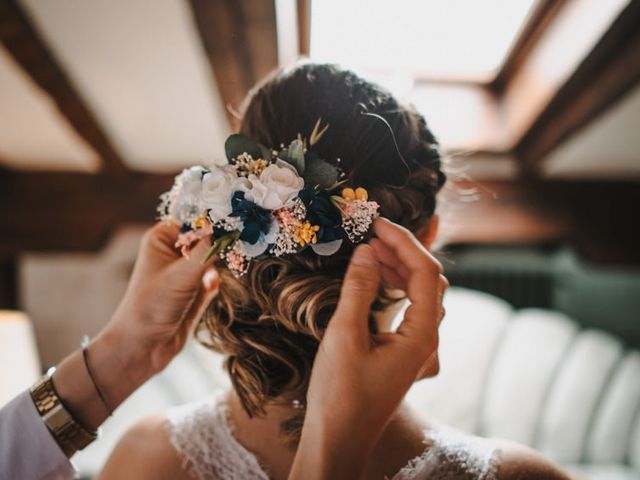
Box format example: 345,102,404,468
97,414,187,480
492,439,579,480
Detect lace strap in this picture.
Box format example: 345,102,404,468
391,427,502,480
164,393,270,480
165,394,501,480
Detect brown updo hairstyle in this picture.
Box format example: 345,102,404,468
196,63,447,447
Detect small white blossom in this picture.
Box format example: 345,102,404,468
341,200,380,243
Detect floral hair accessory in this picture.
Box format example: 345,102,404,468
158,119,380,276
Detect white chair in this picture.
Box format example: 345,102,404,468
405,287,640,480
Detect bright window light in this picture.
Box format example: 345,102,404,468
310,0,537,82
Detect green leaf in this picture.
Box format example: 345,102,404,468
309,118,329,146
328,178,349,190
280,139,305,174
258,144,273,161
303,156,339,190
201,231,240,263
225,134,264,163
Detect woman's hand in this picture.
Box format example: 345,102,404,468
103,222,219,376
53,222,219,430
290,217,447,480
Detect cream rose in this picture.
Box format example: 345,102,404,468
245,160,304,210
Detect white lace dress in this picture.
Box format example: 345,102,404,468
165,392,501,480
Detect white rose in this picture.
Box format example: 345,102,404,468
169,166,205,224
177,166,205,197
201,165,242,221
245,160,304,210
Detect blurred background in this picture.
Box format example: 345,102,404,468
0,0,639,478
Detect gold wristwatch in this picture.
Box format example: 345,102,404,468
30,366,98,457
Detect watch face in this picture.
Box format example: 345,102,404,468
43,403,71,430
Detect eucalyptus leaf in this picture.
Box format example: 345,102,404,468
202,244,218,264
304,156,339,190
283,139,305,174
225,134,263,162
258,144,273,161
310,239,343,256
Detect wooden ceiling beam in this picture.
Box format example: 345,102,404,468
1,167,639,266
490,0,567,93
0,1,128,176
515,0,640,176
188,0,278,128
296,0,311,56
0,169,174,255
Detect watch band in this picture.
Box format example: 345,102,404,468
30,366,98,457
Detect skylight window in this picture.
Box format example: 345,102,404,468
310,0,537,82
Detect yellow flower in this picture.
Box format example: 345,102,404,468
249,159,268,175
355,187,368,201
341,188,355,201
295,221,320,246
194,214,208,229
342,187,368,201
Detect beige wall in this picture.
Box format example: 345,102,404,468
19,225,146,367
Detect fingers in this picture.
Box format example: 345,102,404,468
331,244,381,350
180,235,214,275
370,238,409,289
373,217,443,277
202,268,219,291
437,274,449,327
163,234,214,289
419,351,440,378
380,264,405,290
437,274,449,300
142,222,182,256
373,218,443,353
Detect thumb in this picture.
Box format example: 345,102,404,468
332,244,381,345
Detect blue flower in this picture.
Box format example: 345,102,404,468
230,191,273,245
298,186,343,243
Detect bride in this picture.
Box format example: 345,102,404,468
98,63,572,479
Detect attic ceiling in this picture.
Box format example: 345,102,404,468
0,0,637,178
3,0,229,172
0,43,99,171
543,83,640,179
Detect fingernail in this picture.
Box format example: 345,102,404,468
202,268,219,290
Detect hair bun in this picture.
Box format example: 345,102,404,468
197,63,447,447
